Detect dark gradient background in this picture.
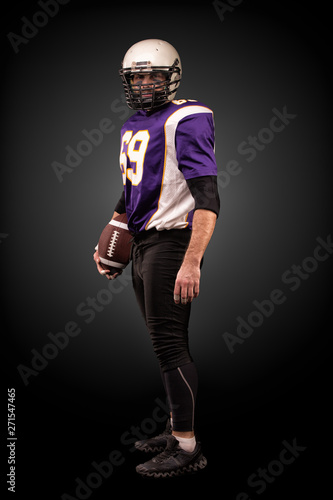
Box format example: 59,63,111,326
1,0,332,498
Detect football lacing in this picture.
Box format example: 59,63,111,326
107,230,120,258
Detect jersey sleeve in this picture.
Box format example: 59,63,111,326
175,112,218,180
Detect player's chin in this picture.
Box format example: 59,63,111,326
134,92,153,103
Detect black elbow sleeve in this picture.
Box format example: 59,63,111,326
186,176,220,217
114,191,125,214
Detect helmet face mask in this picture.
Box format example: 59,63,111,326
120,64,181,111
119,40,182,111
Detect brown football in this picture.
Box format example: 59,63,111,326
98,213,132,274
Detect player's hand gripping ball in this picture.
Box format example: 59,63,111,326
97,214,133,278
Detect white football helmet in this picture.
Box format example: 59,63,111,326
119,39,182,111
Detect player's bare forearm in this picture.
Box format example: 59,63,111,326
184,209,217,265
174,209,217,304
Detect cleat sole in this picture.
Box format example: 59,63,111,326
136,455,207,478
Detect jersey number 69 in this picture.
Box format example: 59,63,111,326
119,130,150,186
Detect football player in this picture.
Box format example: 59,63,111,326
94,39,220,477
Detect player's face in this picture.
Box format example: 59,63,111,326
132,72,167,97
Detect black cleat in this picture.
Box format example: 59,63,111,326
136,435,207,478
134,419,172,453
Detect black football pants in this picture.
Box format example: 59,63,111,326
131,228,198,432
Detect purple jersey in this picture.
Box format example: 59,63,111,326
119,99,217,234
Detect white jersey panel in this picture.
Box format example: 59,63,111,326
145,105,214,231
